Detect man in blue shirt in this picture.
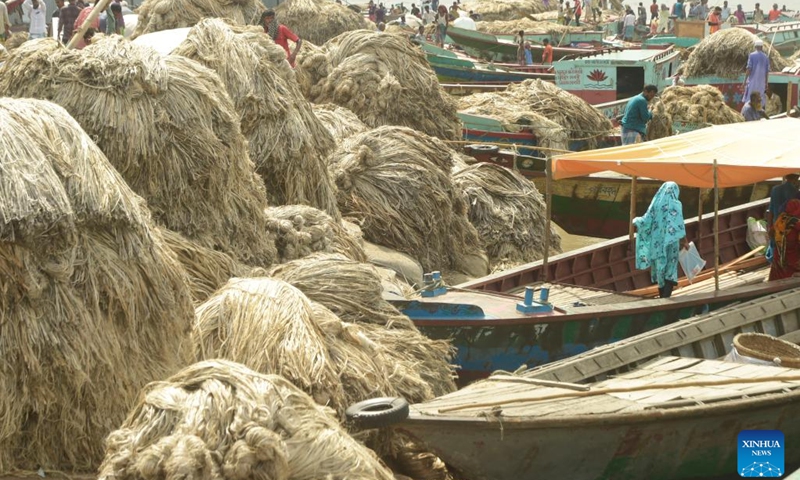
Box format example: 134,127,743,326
621,84,657,145
672,0,686,19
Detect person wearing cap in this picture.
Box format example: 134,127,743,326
744,39,770,105
261,10,302,68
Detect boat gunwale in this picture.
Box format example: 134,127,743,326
402,379,800,429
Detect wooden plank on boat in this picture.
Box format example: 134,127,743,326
648,357,705,372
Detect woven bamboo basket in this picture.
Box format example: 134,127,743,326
733,333,800,368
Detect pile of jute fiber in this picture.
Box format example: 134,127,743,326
265,204,367,263
275,0,372,45
131,0,264,37
453,162,562,271
471,0,555,22
312,103,369,143
173,19,340,218
97,360,396,480
0,38,277,267
193,277,455,416
0,98,194,473
459,79,612,150
660,84,743,125
3,32,27,51
328,126,487,275
682,28,790,78
476,18,582,35
646,98,673,140
296,30,461,140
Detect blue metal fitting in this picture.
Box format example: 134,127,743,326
540,287,550,303
517,286,554,314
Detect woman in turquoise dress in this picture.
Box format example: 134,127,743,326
633,182,689,298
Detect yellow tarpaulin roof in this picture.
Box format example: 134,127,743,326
552,118,800,188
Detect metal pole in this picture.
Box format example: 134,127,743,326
66,0,113,49
542,157,553,283
628,176,638,248
713,159,720,292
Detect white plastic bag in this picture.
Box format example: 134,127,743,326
678,241,706,282
723,346,777,366
746,217,769,251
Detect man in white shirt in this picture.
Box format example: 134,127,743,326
720,0,731,20
623,8,636,40
422,5,435,24
23,0,47,39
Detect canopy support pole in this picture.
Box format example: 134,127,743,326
628,176,638,249
713,159,720,292
543,158,553,283
697,188,703,245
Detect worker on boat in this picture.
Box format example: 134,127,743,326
658,3,670,32
768,199,800,280
672,0,686,19
261,10,302,68
766,174,800,263
764,86,783,116
434,5,448,47
633,182,689,299
707,6,722,34
542,38,553,64
622,8,636,40
734,4,746,23
743,39,770,104
741,92,768,121
515,30,526,65
620,84,657,145
524,41,534,65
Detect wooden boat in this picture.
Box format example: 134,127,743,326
390,199,800,381
430,58,556,84
684,70,800,112
446,26,600,63
553,46,682,104
462,198,779,294
422,42,555,73
400,353,800,479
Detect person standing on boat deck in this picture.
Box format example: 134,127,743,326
542,38,554,63
734,4,746,23
659,3,670,31
672,0,686,19
565,1,573,25
707,6,722,33
410,3,420,16
524,41,533,64
422,5,435,24
261,10,302,68
769,3,781,21
633,182,689,299
574,0,582,25
637,2,647,24
765,86,782,116
623,8,636,40
621,84,657,144
434,5,448,47
753,3,765,22
557,0,565,24
650,0,658,22
721,0,730,20
515,30,526,65
768,199,800,280
744,39,770,105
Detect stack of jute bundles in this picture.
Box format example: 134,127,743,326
471,0,555,22
131,0,264,37
276,0,373,45
296,30,461,140
682,28,789,78
0,97,195,473
647,85,744,140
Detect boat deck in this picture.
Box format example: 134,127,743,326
508,282,641,308
411,357,800,419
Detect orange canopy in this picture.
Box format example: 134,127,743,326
552,118,800,188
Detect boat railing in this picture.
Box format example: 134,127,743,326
556,46,625,62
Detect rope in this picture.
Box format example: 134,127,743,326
438,372,800,413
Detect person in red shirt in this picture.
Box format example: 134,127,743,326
261,10,303,68
707,6,722,33
768,3,781,21
542,38,553,63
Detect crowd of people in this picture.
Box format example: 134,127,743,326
0,0,126,45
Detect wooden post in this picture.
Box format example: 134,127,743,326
628,176,638,248
697,188,703,246
542,158,553,283
66,0,113,49
713,159,720,292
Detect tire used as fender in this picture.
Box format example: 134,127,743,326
345,397,409,429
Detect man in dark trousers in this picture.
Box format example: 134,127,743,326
620,84,657,145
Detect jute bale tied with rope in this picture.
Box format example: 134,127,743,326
453,162,562,271
3,32,27,51
97,360,396,480
174,19,340,218
471,0,555,22
476,18,581,34
131,0,264,37
313,103,369,142
682,28,789,78
193,277,455,416
297,30,461,140
646,98,673,140
0,38,277,267
661,85,744,124
275,0,372,45
458,79,612,150
0,98,194,473
329,126,486,275
265,204,367,263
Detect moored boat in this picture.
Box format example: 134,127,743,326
446,26,602,63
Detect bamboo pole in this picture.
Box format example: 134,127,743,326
542,158,553,283
713,159,720,292
697,188,703,245
66,0,112,49
628,176,638,248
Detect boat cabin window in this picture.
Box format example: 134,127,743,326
616,67,645,100
769,83,788,112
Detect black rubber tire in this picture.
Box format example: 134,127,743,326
466,144,499,154
345,397,409,429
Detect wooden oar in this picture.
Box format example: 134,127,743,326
626,246,766,297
